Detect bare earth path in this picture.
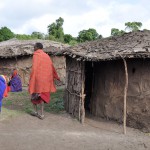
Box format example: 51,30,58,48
0,112,149,150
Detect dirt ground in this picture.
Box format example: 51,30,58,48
0,111,149,150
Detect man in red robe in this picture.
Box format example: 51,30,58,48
28,43,60,119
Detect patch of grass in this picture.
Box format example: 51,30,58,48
45,89,65,113
3,89,65,114
0,107,23,121
45,98,64,113
3,90,31,113
4,99,12,106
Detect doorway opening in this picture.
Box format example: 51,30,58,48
84,61,94,115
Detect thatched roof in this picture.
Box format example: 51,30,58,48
64,30,150,61
0,39,69,58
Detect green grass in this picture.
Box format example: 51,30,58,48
2,89,65,114
0,107,23,121
45,89,64,113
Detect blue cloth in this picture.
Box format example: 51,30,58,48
0,76,6,112
10,75,22,92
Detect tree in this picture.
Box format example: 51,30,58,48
56,17,64,29
0,26,14,41
64,34,74,43
15,34,32,40
111,28,125,36
69,40,78,46
125,22,142,32
47,17,64,42
31,31,45,39
64,34,78,45
98,34,103,39
77,28,99,43
48,23,57,37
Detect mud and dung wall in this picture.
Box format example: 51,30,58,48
90,59,150,132
0,55,66,86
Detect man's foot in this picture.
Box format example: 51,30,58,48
37,114,44,120
30,111,38,117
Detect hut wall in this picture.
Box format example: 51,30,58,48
0,56,31,85
51,56,66,85
91,59,150,132
0,55,66,86
64,57,83,120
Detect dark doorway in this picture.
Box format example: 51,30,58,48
84,61,94,113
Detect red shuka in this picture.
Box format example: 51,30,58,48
29,49,59,95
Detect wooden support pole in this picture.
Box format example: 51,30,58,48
81,62,85,124
122,58,128,134
81,79,85,124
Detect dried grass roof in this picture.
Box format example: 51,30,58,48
0,39,69,58
64,30,150,61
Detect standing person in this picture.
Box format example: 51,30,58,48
29,43,60,119
0,75,7,113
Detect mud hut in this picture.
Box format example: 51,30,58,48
0,39,68,86
63,30,150,133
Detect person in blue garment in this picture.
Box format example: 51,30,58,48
0,75,7,113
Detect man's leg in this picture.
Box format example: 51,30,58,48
31,104,38,116
38,101,44,119
33,104,38,113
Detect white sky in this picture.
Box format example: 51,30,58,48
0,0,150,37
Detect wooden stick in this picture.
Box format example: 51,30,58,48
122,58,128,134
79,93,81,121
66,88,80,97
81,63,85,124
68,69,82,74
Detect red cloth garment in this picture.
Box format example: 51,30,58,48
31,92,50,104
11,70,18,79
29,49,59,94
3,85,8,97
7,86,11,92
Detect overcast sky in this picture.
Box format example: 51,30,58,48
0,0,150,37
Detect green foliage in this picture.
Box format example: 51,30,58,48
15,32,46,40
0,17,104,44
44,34,50,40
56,28,64,42
64,34,74,43
48,23,57,37
56,17,64,29
31,31,45,39
111,21,143,37
69,40,78,46
125,22,142,32
15,34,33,40
0,26,14,41
111,28,125,36
48,35,57,41
77,28,99,43
98,34,103,39
47,17,64,42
